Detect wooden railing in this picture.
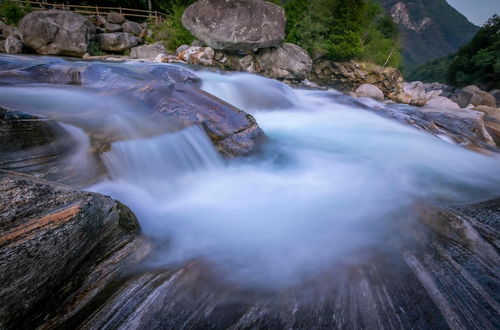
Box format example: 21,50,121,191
11,0,165,22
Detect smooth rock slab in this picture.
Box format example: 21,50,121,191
181,0,285,50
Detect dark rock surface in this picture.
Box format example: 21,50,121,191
181,0,285,50
0,171,151,329
18,11,95,57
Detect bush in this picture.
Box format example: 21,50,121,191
149,1,194,52
0,0,31,25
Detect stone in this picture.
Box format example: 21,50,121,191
489,89,500,108
191,39,204,47
0,40,5,53
95,32,141,52
3,36,23,54
95,26,106,34
87,14,106,27
310,60,404,96
463,85,497,107
122,21,143,37
426,96,460,108
107,12,125,24
255,43,312,81
0,171,150,329
177,46,215,66
448,89,473,108
2,25,20,38
181,0,285,50
355,84,384,101
129,42,166,59
18,10,95,57
474,105,500,144
104,22,122,33
176,44,190,55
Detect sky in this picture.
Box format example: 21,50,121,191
447,0,500,26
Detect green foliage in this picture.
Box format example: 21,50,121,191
87,40,105,56
283,0,400,66
410,15,500,90
149,1,195,52
0,0,31,25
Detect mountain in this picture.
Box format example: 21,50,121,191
373,0,479,71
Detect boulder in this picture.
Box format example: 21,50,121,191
122,21,143,37
177,46,215,66
107,12,125,24
255,43,312,81
176,44,190,55
87,14,106,27
4,36,23,54
489,89,500,108
474,105,500,144
448,89,473,108
355,83,384,101
104,22,122,33
95,32,141,52
426,96,460,108
463,85,497,107
191,39,204,47
18,10,95,57
310,60,404,96
2,25,20,38
129,42,166,59
0,171,150,329
181,0,285,50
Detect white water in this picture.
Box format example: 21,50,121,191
86,68,500,287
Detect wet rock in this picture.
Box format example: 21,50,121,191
104,22,122,33
87,14,106,27
19,11,95,57
177,46,215,66
106,12,125,24
4,36,23,54
181,0,285,50
474,105,500,145
310,60,404,96
355,83,384,101
122,21,143,37
0,171,150,329
463,85,497,107
95,32,141,52
255,43,312,81
130,42,166,59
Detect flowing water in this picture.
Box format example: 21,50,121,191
1,59,500,288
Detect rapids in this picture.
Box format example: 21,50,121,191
1,58,500,288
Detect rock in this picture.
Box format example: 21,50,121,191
107,12,125,24
0,41,5,53
122,21,143,37
104,22,122,33
401,81,428,105
426,96,460,108
0,171,150,329
130,42,166,59
95,32,141,52
310,60,404,96
355,83,384,101
463,85,497,107
474,105,500,144
87,14,106,27
489,89,500,108
177,46,215,66
19,11,95,57
176,44,190,55
2,25,20,38
255,43,312,81
95,26,106,34
181,0,285,50
191,39,204,47
4,36,23,54
448,89,473,108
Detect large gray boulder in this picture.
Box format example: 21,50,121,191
18,10,95,57
129,42,166,59
181,0,285,50
122,21,143,37
255,43,312,81
95,32,141,52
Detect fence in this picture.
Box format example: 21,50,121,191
11,0,165,22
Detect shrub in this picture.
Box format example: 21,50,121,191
0,0,31,25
